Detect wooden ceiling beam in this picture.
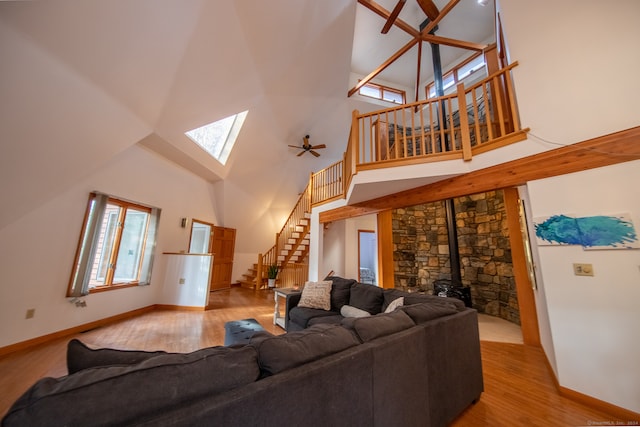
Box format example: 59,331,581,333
357,0,419,37
421,33,487,51
420,0,460,35
381,0,407,34
416,0,440,21
348,37,420,97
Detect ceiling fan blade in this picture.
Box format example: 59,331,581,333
288,145,301,148
310,150,321,157
311,144,326,149
381,0,406,34
416,0,439,21
297,151,306,157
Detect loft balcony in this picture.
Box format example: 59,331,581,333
312,62,528,207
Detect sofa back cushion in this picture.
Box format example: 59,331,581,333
342,310,415,342
399,303,459,324
67,339,168,374
3,346,260,427
349,283,384,314
255,324,360,376
382,288,466,312
325,276,357,311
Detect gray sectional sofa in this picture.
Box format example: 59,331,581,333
2,277,483,427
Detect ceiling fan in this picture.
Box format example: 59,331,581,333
381,0,440,34
288,135,326,157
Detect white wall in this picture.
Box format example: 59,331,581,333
527,161,640,412
323,220,346,278
498,0,640,412
0,144,219,348
499,0,640,145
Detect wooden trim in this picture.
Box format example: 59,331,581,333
471,129,529,154
558,386,640,421
154,304,206,311
503,188,540,346
540,346,640,421
320,126,640,222
356,151,462,170
0,305,156,357
377,210,395,288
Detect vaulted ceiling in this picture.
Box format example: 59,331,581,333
0,0,494,230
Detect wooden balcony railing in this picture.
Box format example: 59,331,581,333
310,62,526,207
254,63,526,288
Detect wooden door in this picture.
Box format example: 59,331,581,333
210,226,236,291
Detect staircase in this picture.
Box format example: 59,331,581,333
240,198,312,290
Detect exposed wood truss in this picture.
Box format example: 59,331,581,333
351,0,486,98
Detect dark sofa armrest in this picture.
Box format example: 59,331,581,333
284,293,302,330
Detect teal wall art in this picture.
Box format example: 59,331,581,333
534,213,639,249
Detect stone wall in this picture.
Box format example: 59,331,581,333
392,190,520,325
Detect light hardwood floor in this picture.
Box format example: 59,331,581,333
0,287,633,425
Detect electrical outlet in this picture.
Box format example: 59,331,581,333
573,263,594,277
179,278,186,285
25,308,35,319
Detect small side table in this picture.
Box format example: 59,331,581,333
273,288,301,330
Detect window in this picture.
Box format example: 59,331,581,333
358,81,406,105
68,193,161,296
426,52,486,98
185,110,248,165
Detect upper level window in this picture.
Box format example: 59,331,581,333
359,81,406,105
426,52,486,98
68,193,161,296
185,110,248,165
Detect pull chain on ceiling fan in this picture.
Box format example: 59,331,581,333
288,135,326,157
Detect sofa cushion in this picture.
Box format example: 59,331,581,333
340,304,371,318
325,276,357,311
349,283,384,314
3,346,260,427
289,306,340,328
298,280,332,311
342,310,415,343
307,314,344,327
67,339,168,374
384,297,404,313
255,324,360,376
399,303,458,324
382,288,465,312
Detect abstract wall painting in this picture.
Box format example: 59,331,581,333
534,213,639,249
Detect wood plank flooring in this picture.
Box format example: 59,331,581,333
0,287,633,425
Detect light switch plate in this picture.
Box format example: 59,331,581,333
573,263,594,276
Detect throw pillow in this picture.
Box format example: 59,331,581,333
325,276,357,311
67,339,168,374
340,304,372,318
383,297,404,313
298,280,332,311
348,283,384,314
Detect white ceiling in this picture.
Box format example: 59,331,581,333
0,0,494,230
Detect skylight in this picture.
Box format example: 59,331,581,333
185,110,248,165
